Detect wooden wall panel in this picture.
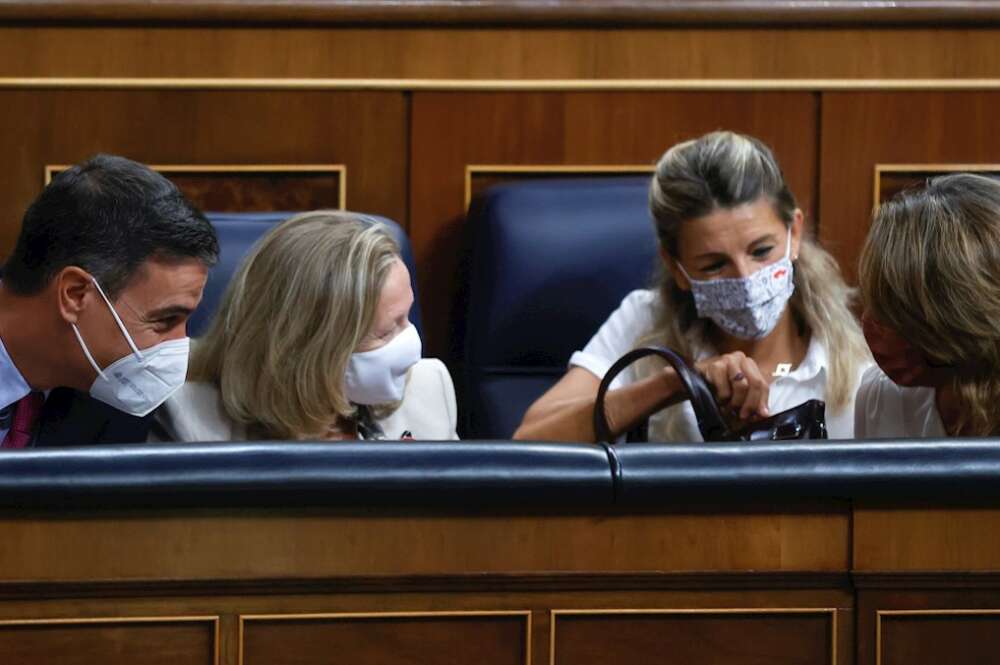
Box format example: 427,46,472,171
854,506,1000,572
4,27,1000,80
0,89,407,257
0,618,216,665
877,612,1000,665
410,90,818,358
0,507,848,583
856,591,1000,665
551,610,836,665
819,91,1000,282
241,613,527,665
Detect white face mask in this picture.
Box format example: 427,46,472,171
70,278,190,417
677,229,796,340
344,324,422,405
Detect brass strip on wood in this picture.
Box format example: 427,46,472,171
44,163,348,210
464,164,655,209
6,77,1000,92
238,610,532,665
873,163,1000,209
550,607,838,665
875,609,1000,665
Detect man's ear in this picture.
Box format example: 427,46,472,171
790,209,805,260
56,267,94,324
661,246,691,291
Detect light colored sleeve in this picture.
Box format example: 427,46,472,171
434,358,459,440
568,289,658,388
853,365,885,440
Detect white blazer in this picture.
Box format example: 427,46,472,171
154,358,459,442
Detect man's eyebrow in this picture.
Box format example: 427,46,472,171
145,305,194,320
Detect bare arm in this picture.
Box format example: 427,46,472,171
513,353,770,443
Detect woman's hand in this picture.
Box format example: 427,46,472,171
693,352,770,422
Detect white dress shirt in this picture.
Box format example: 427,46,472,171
0,336,32,442
569,288,869,441
853,365,946,439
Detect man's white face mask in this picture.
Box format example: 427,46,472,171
344,324,422,405
70,277,190,417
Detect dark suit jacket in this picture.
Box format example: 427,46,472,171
33,388,152,446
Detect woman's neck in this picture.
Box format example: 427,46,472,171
709,309,809,381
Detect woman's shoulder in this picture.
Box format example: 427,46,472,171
854,365,943,438
155,381,240,442
381,358,458,440
618,288,661,316
408,357,452,384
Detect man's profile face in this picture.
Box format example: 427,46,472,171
81,257,209,373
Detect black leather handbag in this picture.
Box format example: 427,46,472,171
593,346,827,443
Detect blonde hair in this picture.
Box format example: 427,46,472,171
642,131,868,439
188,211,401,439
859,173,1000,436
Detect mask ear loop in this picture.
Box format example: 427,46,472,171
89,278,145,362
70,323,108,381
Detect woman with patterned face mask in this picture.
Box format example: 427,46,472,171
856,173,1000,438
515,131,871,442
153,211,458,442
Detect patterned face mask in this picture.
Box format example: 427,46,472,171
677,229,795,340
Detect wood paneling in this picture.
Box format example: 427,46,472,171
241,613,527,665
5,28,1000,81
0,618,216,665
4,1,1000,26
0,506,848,583
45,165,345,213
819,91,1000,282
0,89,406,256
877,611,1000,665
857,590,1000,665
552,610,836,665
410,90,818,357
854,506,1000,571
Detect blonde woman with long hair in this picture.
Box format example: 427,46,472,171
155,211,458,441
857,173,1000,437
515,131,870,442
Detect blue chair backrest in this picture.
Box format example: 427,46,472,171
189,212,422,338
463,177,659,439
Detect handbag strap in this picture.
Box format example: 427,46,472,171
592,346,733,444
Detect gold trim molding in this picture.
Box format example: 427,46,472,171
465,164,654,209
45,163,348,210
0,615,220,665
550,608,838,665
875,609,1000,665
238,610,532,665
6,77,1000,92
873,163,1000,209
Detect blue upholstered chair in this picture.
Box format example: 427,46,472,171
462,177,659,439
189,212,421,338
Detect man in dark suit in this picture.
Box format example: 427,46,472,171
0,154,219,447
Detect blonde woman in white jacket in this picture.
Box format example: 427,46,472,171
155,211,457,442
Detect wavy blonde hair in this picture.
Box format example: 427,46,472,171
188,211,401,439
859,173,1000,436
641,131,869,439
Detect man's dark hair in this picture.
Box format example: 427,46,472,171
4,154,219,299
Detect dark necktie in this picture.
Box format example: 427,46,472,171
1,392,45,448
